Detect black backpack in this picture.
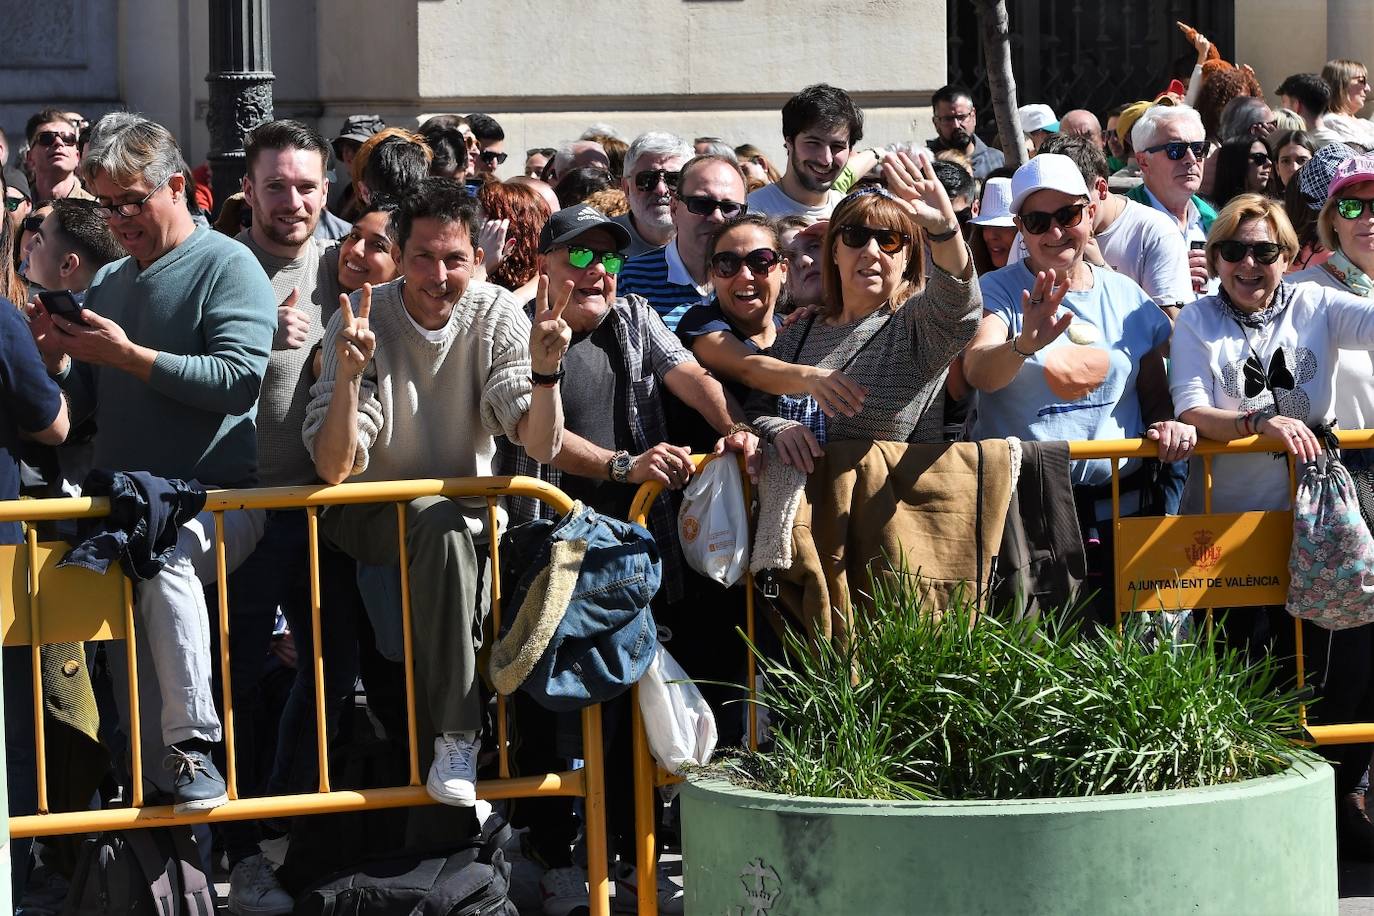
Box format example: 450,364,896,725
293,816,518,916
61,825,215,916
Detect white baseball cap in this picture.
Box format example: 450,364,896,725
970,177,1015,227
1009,154,1090,214
1018,103,1060,134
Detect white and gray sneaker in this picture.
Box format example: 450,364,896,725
612,860,683,914
227,853,293,916
427,732,480,806
539,864,590,916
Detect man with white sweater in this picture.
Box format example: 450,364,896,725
303,177,570,807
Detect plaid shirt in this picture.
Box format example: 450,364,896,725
496,293,694,601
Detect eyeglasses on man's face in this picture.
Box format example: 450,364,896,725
94,175,171,219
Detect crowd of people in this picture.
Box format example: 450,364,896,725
3,25,1374,913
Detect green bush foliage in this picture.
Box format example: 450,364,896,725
717,574,1311,801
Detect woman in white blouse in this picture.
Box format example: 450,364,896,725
1170,191,1374,859
1170,193,1374,512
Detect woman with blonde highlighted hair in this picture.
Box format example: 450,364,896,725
1171,190,1374,861
1171,192,1374,508
1312,59,1374,149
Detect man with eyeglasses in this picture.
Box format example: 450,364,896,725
928,85,1005,181
496,203,754,915
618,154,749,331
1126,104,1218,296
613,131,693,259
23,108,94,205
466,112,507,178
26,112,277,816
747,83,863,220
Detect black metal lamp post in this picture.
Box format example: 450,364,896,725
206,0,274,213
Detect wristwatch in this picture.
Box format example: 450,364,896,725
608,450,633,484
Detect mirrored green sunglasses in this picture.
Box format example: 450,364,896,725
567,246,625,275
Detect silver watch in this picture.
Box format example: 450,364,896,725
608,450,633,484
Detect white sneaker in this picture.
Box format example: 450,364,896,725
427,732,479,806
227,853,293,916
613,860,683,914
539,864,590,916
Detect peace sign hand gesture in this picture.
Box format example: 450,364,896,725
336,283,376,383
882,150,959,237
531,273,573,376
1016,270,1074,355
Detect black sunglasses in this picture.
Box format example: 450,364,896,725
1216,240,1284,264
479,150,508,166
34,129,78,148
1018,203,1087,236
634,168,681,192
838,225,910,254
1141,139,1210,161
680,195,747,219
1248,152,1272,166
709,247,782,279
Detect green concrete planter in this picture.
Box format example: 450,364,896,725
681,760,1336,916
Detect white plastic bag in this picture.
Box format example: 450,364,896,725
678,456,748,587
638,645,717,775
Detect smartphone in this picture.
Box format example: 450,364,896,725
1190,240,1206,250
36,289,88,325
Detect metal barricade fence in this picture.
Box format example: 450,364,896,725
626,432,1374,916
0,475,612,916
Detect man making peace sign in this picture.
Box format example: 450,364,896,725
303,177,570,808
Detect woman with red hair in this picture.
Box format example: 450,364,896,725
477,179,551,304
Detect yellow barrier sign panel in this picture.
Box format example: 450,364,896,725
0,542,127,646
1115,512,1292,612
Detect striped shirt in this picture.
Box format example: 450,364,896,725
616,238,711,332
747,260,982,444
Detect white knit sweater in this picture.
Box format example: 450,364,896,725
302,278,533,490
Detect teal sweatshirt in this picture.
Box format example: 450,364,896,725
69,227,276,488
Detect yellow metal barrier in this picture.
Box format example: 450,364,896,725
0,475,611,915
626,432,1374,916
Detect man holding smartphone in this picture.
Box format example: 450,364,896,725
27,112,276,819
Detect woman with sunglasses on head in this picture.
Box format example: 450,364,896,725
1210,139,1276,209
672,214,866,450
746,151,980,472
964,155,1192,626
1312,59,1374,151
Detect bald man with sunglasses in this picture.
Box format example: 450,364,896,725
618,153,750,331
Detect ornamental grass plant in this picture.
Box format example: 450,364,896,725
717,571,1311,802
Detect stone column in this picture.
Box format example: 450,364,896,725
206,0,273,213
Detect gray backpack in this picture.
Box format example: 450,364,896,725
61,826,215,916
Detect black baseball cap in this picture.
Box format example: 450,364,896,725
537,203,632,254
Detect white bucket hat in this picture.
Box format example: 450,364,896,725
970,177,1015,228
